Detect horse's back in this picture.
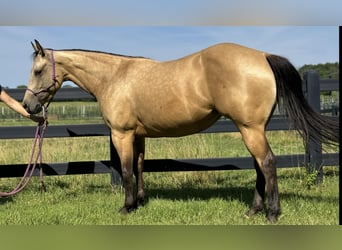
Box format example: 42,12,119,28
201,43,271,73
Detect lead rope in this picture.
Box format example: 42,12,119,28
0,107,48,197
39,106,49,192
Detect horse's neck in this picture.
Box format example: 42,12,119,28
55,50,124,97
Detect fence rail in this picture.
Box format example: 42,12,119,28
0,71,339,184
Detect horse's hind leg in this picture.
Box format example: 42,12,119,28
239,125,281,222
247,159,266,216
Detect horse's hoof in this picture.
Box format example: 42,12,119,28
119,206,133,214
136,195,149,208
266,210,281,223
136,199,144,208
244,207,264,218
266,215,278,223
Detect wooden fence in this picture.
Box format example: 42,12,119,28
0,71,339,184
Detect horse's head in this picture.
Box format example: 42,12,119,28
23,40,61,114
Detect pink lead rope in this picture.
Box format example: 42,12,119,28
0,110,48,197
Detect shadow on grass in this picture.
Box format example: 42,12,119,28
0,196,14,205
146,186,254,207
144,182,338,208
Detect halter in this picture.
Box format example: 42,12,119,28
26,50,58,99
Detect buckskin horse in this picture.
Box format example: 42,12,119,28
23,40,339,222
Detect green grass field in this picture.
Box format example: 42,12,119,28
0,129,339,225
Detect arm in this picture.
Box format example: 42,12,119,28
0,89,45,123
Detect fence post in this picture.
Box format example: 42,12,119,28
332,105,338,116
109,135,122,186
303,70,323,183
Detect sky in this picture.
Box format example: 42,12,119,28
1,0,342,25
0,26,338,88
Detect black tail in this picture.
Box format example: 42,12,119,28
266,54,339,149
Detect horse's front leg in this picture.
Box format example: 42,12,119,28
111,130,135,214
134,136,147,208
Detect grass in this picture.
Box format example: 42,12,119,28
0,129,339,225
0,167,338,225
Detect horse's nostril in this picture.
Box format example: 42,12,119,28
22,103,34,114
22,103,28,111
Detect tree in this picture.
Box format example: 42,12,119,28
298,62,339,96
298,62,339,79
16,85,27,89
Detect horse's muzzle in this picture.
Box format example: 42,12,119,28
23,101,42,114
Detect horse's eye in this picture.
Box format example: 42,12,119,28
34,69,42,76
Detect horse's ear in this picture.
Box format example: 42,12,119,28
33,39,45,57
31,41,38,53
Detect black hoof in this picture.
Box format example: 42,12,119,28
119,206,135,214
266,210,281,223
136,195,149,208
244,206,264,218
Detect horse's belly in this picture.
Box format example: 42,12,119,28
141,111,220,138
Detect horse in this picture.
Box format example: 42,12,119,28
23,40,339,222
